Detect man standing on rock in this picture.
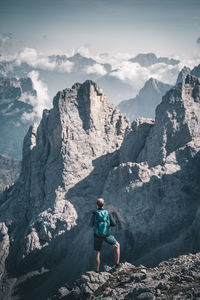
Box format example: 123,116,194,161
89,198,120,272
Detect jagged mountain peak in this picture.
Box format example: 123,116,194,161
1,77,200,299
68,52,96,65
176,64,200,86
71,82,82,90
137,74,200,167
142,77,162,91
53,80,110,115
63,79,103,93
176,66,191,84
118,77,172,121
141,77,172,96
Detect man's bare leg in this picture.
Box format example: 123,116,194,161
94,251,100,272
113,242,120,265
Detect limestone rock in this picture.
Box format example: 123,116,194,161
102,75,200,267
137,75,200,166
1,76,200,299
176,66,191,84
176,64,200,86
0,80,129,299
58,253,200,299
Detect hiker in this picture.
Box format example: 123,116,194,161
89,198,120,272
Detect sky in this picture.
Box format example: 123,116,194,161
1,0,200,58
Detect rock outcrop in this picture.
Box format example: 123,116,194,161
0,75,200,299
176,66,191,84
103,75,200,267
0,77,36,159
0,80,129,299
118,78,172,121
176,64,200,85
57,252,200,299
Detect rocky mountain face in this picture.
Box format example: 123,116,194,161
0,154,20,192
0,77,36,159
176,66,191,84
129,53,180,67
191,64,200,78
104,75,200,267
0,76,200,299
176,64,200,85
57,252,200,299
0,80,129,299
118,78,172,121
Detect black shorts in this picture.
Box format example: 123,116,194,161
94,234,117,251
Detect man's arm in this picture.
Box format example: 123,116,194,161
109,213,116,227
89,212,95,227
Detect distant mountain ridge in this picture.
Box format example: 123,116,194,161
0,51,181,104
0,53,111,78
129,52,180,67
0,77,36,159
118,77,172,121
0,154,21,192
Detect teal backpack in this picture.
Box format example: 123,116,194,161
93,210,110,236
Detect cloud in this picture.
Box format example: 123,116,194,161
197,37,200,46
108,59,181,98
110,61,149,94
76,46,92,58
85,63,107,76
15,48,74,73
94,52,133,69
178,56,200,69
20,71,51,122
111,61,148,82
148,63,180,85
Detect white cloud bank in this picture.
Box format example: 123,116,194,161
2,45,200,107
85,63,107,76
15,48,74,73
178,56,200,69
94,52,133,69
76,46,92,58
20,70,51,122
109,60,182,93
148,63,180,85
